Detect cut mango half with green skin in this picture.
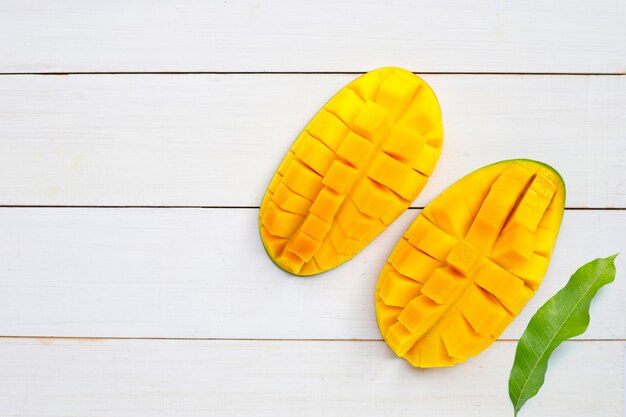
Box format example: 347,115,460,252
260,67,444,276
375,159,565,367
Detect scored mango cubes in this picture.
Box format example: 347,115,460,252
260,67,443,275
375,160,565,367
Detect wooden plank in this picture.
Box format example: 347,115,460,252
0,208,622,340
0,338,621,417
0,1,625,73
0,74,624,207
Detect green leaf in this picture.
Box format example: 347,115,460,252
508,254,618,416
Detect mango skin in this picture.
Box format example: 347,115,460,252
375,159,565,367
260,67,443,276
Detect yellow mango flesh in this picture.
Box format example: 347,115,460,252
260,67,443,275
375,160,565,367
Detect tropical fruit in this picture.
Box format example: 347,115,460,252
260,67,443,275
375,160,565,367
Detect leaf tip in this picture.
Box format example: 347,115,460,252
605,253,619,266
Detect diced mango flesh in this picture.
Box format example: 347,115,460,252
375,160,565,367
259,67,443,275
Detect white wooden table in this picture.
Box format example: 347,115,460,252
0,1,624,416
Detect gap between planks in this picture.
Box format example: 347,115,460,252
0,336,622,342
0,72,625,76
0,206,624,210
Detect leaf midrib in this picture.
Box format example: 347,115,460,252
513,261,612,413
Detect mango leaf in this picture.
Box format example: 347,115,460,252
509,254,618,416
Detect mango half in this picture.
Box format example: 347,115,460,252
260,67,443,275
375,160,565,367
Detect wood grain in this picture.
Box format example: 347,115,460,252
0,74,624,207
1,0,625,73
0,338,622,417
0,208,622,340
1,1,624,414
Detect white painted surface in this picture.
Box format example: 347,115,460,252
0,338,622,417
0,74,625,207
0,2,624,416
1,0,625,73
0,208,622,340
